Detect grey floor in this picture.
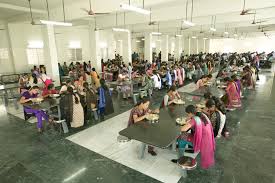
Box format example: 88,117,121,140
0,70,274,183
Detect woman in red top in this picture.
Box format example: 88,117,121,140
42,84,58,98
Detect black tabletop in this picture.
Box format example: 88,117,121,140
23,97,60,110
185,86,225,98
119,93,202,148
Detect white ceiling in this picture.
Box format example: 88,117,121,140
0,0,275,38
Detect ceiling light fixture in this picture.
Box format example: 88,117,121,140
183,20,195,27
151,32,162,35
112,28,130,32
141,38,145,41
210,27,216,32
40,20,72,26
136,40,141,43
157,39,162,42
191,36,197,39
120,3,150,15
224,31,229,35
176,34,183,37
234,33,238,37
203,37,208,40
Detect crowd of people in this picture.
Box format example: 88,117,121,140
17,50,272,169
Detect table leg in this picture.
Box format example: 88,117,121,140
138,143,146,159
172,140,177,151
4,89,8,107
181,169,187,178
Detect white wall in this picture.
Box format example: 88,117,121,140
0,27,14,74
209,36,275,53
55,26,91,64
8,23,44,73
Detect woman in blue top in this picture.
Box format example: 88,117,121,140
98,79,114,119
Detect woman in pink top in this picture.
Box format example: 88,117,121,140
196,75,207,89
171,105,215,169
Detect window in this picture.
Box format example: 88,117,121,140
26,48,44,65
0,48,9,59
67,48,82,61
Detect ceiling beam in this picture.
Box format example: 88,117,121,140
0,3,47,14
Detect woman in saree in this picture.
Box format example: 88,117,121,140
224,77,242,109
98,79,114,119
60,86,84,128
171,105,215,169
231,75,242,98
242,66,254,89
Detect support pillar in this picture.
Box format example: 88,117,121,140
122,31,131,64
144,33,152,63
161,35,168,62
42,25,60,86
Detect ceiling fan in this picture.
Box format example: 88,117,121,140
240,0,255,15
148,8,157,25
27,0,42,25
81,0,109,16
251,11,267,24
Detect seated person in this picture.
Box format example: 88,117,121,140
223,77,242,110
118,70,132,99
196,75,208,89
42,84,58,97
162,85,181,107
204,99,220,138
83,82,98,122
171,105,215,169
128,98,159,156
212,97,229,138
20,86,50,133
151,70,162,90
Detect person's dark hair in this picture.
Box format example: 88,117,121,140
92,68,96,71
67,86,79,104
212,96,226,114
31,73,38,84
206,99,216,108
168,85,177,92
224,77,232,82
83,82,89,89
207,74,212,79
204,92,212,100
31,85,39,90
47,83,54,90
231,74,237,81
135,97,150,107
185,105,196,114
100,78,108,90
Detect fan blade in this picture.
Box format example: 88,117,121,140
81,8,89,13
94,13,109,15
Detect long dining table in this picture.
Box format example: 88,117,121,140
119,92,203,159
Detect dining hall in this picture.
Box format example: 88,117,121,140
0,0,274,183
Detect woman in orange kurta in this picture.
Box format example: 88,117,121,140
91,68,101,88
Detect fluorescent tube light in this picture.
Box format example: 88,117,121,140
176,35,183,37
191,36,197,39
151,32,162,35
120,3,151,15
28,41,44,48
141,38,145,41
112,28,129,32
224,31,229,35
136,40,141,43
40,20,72,26
203,37,208,40
69,41,81,48
117,40,123,42
183,20,195,27
210,27,216,32
234,33,238,37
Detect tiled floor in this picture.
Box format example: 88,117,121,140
0,70,275,183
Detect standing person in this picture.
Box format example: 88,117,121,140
98,79,114,119
20,86,50,133
60,86,84,128
128,98,159,156
177,66,183,86
151,70,162,90
128,63,132,80
83,82,98,123
63,62,69,76
165,69,172,88
91,68,101,88
181,65,185,85
171,105,215,169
